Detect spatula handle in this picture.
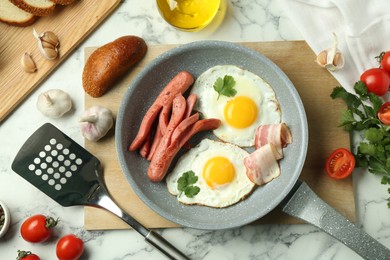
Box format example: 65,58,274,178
146,230,189,260
88,185,188,260
282,182,390,260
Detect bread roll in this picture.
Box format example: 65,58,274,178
83,36,147,97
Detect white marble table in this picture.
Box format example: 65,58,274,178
1,0,390,259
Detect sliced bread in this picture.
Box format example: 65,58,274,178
0,0,37,26
50,0,76,5
10,0,56,16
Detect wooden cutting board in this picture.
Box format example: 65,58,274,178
84,41,355,230
0,0,120,122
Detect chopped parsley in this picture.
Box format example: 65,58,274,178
213,75,237,100
177,171,200,198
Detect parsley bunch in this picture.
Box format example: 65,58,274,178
331,81,390,206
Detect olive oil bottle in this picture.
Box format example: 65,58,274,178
157,0,223,31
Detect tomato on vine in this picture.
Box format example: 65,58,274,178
378,51,390,73
16,250,40,260
20,214,58,243
360,68,390,96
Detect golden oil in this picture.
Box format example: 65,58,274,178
157,0,223,32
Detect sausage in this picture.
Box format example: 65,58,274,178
178,119,221,148
171,113,199,142
147,118,221,182
139,131,152,158
184,94,197,118
147,126,162,161
129,71,194,151
158,104,171,136
150,94,186,156
83,36,147,97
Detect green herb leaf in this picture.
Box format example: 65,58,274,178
184,186,200,198
354,81,368,96
331,82,390,208
368,93,383,114
364,128,384,143
177,171,200,198
213,75,237,100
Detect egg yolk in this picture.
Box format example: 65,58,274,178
224,96,258,129
202,156,235,188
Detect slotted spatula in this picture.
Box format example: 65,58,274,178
11,123,188,260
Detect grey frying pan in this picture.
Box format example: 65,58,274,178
116,40,308,230
116,41,390,259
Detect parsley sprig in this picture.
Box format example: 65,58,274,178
213,75,237,100
177,171,200,198
331,81,390,206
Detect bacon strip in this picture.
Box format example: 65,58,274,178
129,71,194,151
244,143,281,185
254,123,292,158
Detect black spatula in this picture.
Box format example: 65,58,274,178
12,123,188,260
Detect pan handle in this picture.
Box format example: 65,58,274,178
282,181,390,260
87,184,189,260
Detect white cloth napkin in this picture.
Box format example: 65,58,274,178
281,0,390,97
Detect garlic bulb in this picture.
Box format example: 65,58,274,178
33,28,60,60
37,89,72,118
79,106,114,142
316,32,345,72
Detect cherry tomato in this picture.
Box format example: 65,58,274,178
16,250,40,260
56,234,84,260
378,102,390,125
20,214,58,243
325,148,355,180
380,51,390,73
360,68,390,96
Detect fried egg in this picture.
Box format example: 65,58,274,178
191,65,281,147
166,139,255,208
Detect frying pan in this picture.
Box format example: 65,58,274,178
116,40,307,229
116,41,390,259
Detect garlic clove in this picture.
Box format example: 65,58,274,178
316,50,328,67
315,32,344,71
41,31,60,48
37,89,72,118
41,40,56,49
33,28,60,60
41,47,59,60
21,52,37,73
79,106,114,142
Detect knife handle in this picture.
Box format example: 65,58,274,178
282,181,390,260
146,230,189,260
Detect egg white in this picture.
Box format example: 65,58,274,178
166,139,255,208
191,65,281,147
